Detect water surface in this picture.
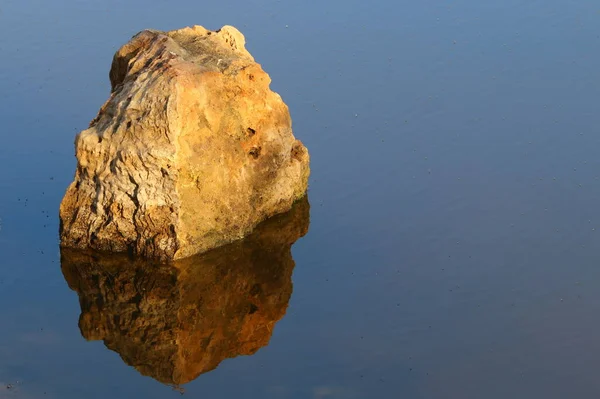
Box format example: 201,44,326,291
2,1,600,398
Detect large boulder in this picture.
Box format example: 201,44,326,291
61,197,309,385
59,25,309,260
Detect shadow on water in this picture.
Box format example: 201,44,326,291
60,197,310,387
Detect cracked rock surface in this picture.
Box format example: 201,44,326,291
59,25,310,260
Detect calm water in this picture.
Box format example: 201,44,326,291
2,0,600,398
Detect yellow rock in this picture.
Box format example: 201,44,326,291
59,25,309,260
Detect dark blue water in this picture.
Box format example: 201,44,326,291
2,0,600,397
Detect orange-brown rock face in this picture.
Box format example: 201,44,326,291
61,197,309,385
59,25,310,260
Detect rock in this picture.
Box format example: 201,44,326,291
61,197,309,385
59,25,309,260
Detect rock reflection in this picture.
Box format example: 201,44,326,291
61,197,309,385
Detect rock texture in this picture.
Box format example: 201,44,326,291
59,25,309,260
61,197,309,385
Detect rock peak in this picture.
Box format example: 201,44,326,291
60,25,309,260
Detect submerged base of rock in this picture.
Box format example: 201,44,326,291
61,197,309,384
59,25,309,261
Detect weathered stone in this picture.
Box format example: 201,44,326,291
59,25,309,260
61,197,309,385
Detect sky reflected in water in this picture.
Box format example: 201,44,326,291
2,0,600,398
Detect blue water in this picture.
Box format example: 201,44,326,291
2,0,600,397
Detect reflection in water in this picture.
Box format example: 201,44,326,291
61,197,310,386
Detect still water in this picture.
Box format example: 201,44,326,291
2,0,600,398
